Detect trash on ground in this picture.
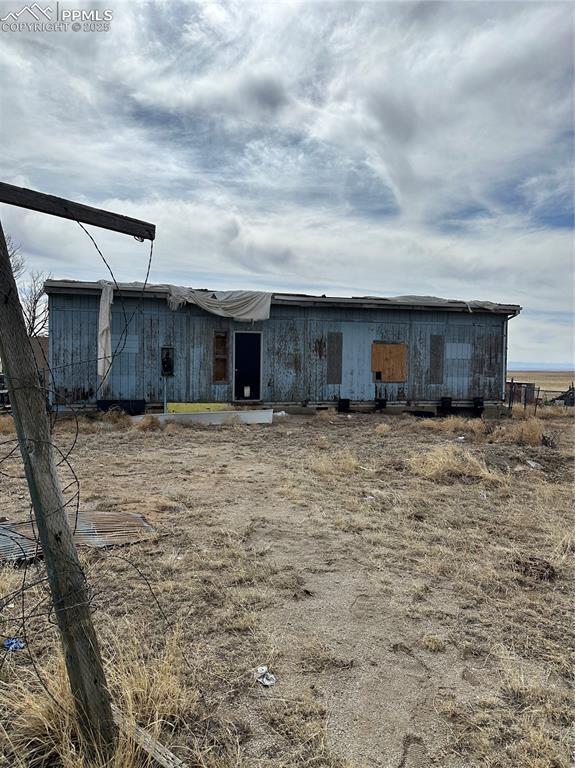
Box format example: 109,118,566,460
3,637,26,652
526,459,543,470
274,411,288,417
255,665,276,687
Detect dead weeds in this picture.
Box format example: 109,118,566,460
442,662,574,768
0,416,16,435
311,450,360,475
407,443,504,484
1,411,572,767
134,414,163,431
421,414,486,436
492,417,547,446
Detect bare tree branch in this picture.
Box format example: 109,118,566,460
20,270,50,337
6,235,25,282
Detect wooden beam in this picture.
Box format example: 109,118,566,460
112,706,189,768
0,182,155,241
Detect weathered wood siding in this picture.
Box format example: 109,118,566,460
48,293,508,404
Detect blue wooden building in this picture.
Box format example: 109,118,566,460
45,280,521,411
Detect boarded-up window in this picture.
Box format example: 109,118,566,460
473,335,501,378
213,331,228,383
371,342,407,382
429,335,444,385
327,332,342,385
161,346,174,376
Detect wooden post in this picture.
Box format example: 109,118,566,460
508,376,514,415
0,220,116,752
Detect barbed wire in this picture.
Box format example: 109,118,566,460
0,221,191,730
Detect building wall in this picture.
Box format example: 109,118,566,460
48,292,508,404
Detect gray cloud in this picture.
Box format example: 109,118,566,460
0,0,572,363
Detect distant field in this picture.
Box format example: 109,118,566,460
508,370,574,392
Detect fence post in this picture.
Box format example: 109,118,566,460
0,221,116,753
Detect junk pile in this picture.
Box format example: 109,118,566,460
552,386,574,407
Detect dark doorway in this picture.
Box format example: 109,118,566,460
234,332,261,400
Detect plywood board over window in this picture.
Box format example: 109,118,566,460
371,342,407,382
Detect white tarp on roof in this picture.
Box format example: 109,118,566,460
115,282,272,321
166,286,272,321
97,280,114,384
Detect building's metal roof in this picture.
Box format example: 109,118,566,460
44,280,521,316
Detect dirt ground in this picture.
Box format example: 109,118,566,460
1,408,574,767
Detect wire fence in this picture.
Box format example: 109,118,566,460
0,222,188,721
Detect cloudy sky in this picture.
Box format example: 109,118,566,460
0,0,573,364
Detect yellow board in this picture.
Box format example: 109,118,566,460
167,402,231,413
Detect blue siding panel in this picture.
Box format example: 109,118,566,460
48,293,509,404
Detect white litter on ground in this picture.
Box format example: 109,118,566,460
255,665,277,687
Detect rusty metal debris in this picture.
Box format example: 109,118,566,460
0,509,155,563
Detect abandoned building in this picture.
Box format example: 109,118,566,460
45,280,521,411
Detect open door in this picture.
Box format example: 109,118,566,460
234,332,261,400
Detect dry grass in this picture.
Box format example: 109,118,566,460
134,414,163,431
0,517,343,767
419,634,447,653
536,405,575,419
374,421,391,435
54,415,102,434
421,415,486,435
316,408,337,422
442,661,574,768
0,620,239,768
407,444,503,484
0,566,23,606
0,552,344,768
311,450,360,475
1,411,572,767
0,416,16,435
516,404,575,420
100,409,132,429
492,417,546,446
0,602,320,767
